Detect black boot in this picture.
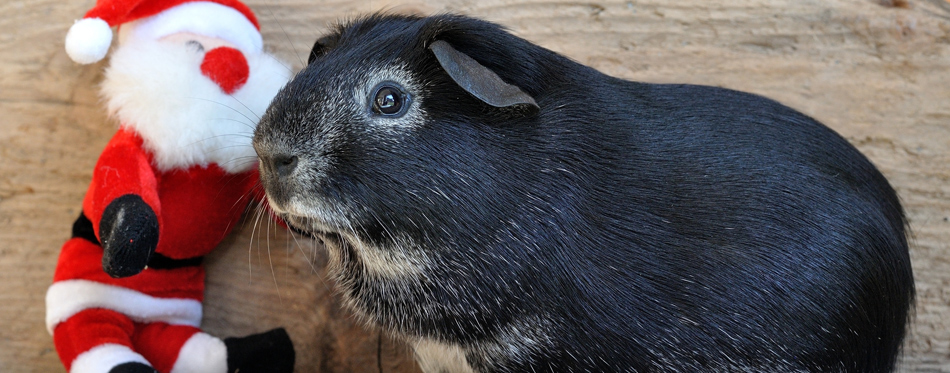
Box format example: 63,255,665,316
109,362,158,373
224,328,295,373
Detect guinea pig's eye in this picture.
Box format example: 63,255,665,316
371,82,410,117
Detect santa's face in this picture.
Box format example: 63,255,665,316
100,32,290,173
160,32,237,51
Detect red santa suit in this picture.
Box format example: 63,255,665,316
46,128,259,373
47,1,293,372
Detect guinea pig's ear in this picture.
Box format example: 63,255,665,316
308,34,339,65
429,40,539,115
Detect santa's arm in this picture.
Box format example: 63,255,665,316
82,128,162,278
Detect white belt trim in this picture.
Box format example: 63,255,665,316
46,279,202,334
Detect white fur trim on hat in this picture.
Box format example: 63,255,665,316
118,1,263,54
46,279,203,334
170,333,228,373
69,344,150,373
65,18,113,64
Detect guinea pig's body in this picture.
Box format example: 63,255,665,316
254,14,914,372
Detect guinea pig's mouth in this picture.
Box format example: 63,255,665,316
264,194,349,242
280,213,344,244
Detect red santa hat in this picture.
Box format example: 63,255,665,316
65,0,263,64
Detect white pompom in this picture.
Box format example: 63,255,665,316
65,18,113,64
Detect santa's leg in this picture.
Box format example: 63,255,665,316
53,308,153,373
133,323,294,373
133,322,226,373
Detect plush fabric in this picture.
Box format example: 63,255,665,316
47,131,256,371
51,1,294,369
66,0,263,64
82,129,258,259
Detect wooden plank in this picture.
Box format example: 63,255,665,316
1,0,947,371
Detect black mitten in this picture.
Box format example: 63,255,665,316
224,328,295,373
99,194,159,278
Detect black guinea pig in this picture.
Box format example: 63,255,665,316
253,13,914,372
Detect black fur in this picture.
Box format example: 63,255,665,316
254,14,914,372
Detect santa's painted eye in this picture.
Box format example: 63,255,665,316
370,82,410,117
186,40,205,52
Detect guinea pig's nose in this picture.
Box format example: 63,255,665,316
273,154,298,177
200,47,249,94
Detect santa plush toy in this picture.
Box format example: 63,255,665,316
46,1,295,372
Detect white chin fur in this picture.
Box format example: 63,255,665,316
101,39,289,173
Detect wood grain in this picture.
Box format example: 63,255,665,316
1,0,947,371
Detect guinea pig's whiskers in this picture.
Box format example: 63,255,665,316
184,134,254,152
248,196,271,284
185,96,262,124
265,207,284,304
260,0,305,68
207,116,259,132
194,131,254,141
258,47,294,74
244,179,331,291
206,144,256,153
215,156,260,172
200,145,256,159
221,95,262,122
287,224,320,274
238,186,263,218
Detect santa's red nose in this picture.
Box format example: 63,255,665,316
200,47,249,94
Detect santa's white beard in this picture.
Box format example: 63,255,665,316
101,39,290,173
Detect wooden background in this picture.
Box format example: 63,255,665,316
1,0,948,371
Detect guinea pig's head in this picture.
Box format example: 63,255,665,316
254,14,547,248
